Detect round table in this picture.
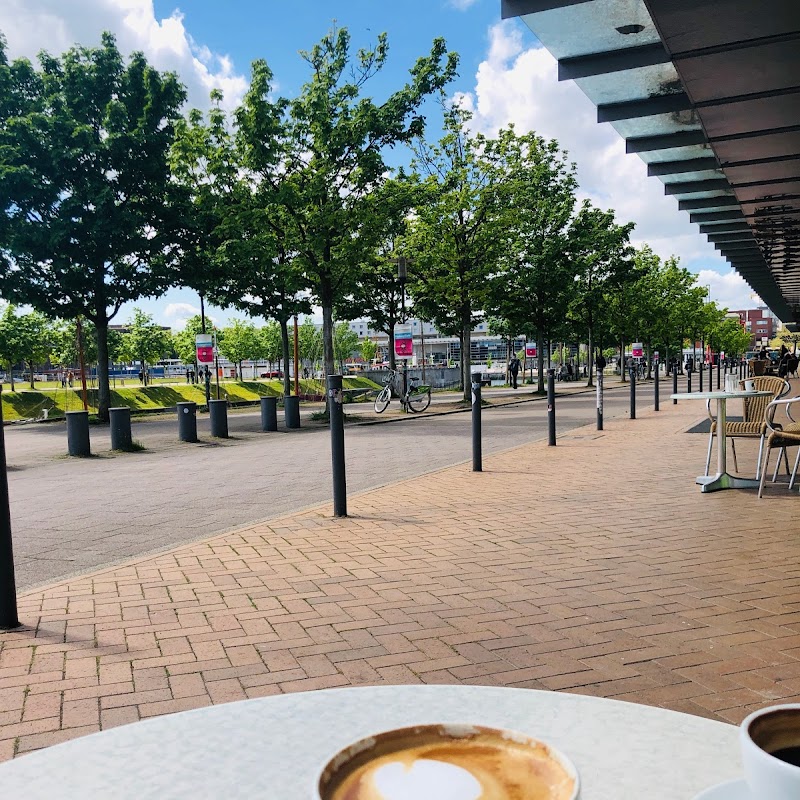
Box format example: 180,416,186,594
0,685,741,798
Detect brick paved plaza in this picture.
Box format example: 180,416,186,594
1,387,799,761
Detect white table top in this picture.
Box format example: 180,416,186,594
0,685,741,799
670,390,773,400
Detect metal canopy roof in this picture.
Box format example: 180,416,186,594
501,0,800,323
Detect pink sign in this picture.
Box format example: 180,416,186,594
525,342,537,358
631,343,643,358
394,324,413,359
196,345,214,364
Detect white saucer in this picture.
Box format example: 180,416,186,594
693,778,750,799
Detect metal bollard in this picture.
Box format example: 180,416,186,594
629,366,636,419
717,361,721,390
327,375,347,517
596,368,604,431
687,367,692,394
66,410,91,456
209,399,229,438
654,360,660,411
260,396,278,432
177,402,198,443
673,368,678,405
109,407,132,450
0,401,19,629
472,378,482,471
699,361,704,392
284,395,300,429
547,369,556,446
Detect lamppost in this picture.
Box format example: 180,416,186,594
397,256,408,401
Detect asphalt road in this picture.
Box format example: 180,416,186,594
6,378,687,590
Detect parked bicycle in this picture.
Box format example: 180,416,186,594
374,369,432,414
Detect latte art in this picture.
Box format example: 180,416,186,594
319,725,578,800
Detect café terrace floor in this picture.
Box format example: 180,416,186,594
1,378,799,760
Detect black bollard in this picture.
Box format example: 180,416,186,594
547,369,556,446
717,360,721,390
629,366,637,419
177,401,198,443
472,377,482,472
699,360,704,392
66,410,91,456
260,396,278,432
284,395,301,429
596,368,604,431
673,367,678,405
654,359,660,411
109,407,132,450
209,399,229,438
0,401,19,629
687,367,692,394
327,375,347,517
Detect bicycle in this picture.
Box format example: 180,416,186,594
374,369,431,414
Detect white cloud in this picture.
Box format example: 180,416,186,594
0,0,247,109
460,23,735,283
163,302,216,330
448,0,481,9
695,269,762,312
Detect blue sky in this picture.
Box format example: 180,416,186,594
0,0,757,329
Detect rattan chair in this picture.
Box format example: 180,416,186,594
704,376,790,478
758,396,800,497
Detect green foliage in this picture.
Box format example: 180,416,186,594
260,321,282,365
333,323,361,369
0,32,187,419
298,318,322,365
218,319,260,373
360,338,378,363
120,309,172,382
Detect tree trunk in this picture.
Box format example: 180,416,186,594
586,328,594,387
321,287,335,381
280,318,291,396
461,312,471,403
620,338,626,382
29,360,35,389
8,361,14,392
96,319,111,422
388,324,396,372
536,334,545,393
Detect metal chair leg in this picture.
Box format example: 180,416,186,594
756,435,765,480
773,449,782,482
730,438,738,473
783,448,791,475
758,449,771,498
705,430,714,476
790,448,800,491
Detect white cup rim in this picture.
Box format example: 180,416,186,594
741,704,800,775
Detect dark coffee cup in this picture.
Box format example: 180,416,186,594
741,704,800,799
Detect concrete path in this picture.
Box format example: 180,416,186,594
1,380,799,763
8,379,667,590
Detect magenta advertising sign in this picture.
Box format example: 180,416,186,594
394,324,413,359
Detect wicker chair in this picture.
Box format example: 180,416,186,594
705,376,790,478
758,396,800,497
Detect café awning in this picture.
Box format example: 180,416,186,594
502,0,800,324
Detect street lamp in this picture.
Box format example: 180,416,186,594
397,256,408,401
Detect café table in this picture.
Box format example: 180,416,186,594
0,685,741,799
670,390,773,492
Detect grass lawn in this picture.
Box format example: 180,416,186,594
1,377,380,422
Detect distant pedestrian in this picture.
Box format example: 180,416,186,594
186,368,191,383
67,371,74,388
567,361,574,381
60,372,66,388
508,355,521,389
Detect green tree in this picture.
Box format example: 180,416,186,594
260,321,283,371
218,319,260,379
567,203,635,386
298,318,322,371
361,338,378,364
119,309,172,385
486,128,579,393
405,107,506,401
237,27,458,382
17,311,53,388
333,323,360,373
0,33,186,420
52,319,122,373
0,305,27,390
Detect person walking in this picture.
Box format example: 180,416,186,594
508,354,521,389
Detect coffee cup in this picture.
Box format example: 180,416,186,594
318,723,579,800
744,379,756,392
741,704,800,799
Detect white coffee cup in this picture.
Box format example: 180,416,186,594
744,379,756,392
741,704,800,799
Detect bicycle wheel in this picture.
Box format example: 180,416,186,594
407,386,431,413
374,386,391,413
